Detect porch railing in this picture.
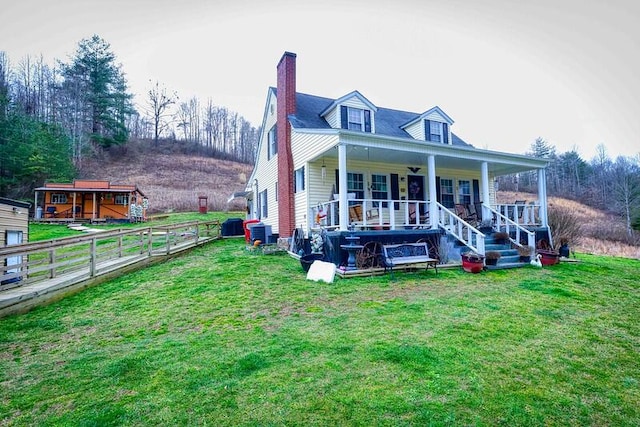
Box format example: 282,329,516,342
436,202,485,255
314,198,431,230
495,202,541,226
489,206,536,249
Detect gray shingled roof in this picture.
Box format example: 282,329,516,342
276,88,473,148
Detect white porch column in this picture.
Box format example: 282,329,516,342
338,144,349,231
72,192,77,220
427,155,437,229
253,179,259,220
92,192,96,220
538,168,548,227
481,162,491,219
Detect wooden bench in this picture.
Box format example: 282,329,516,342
382,242,438,276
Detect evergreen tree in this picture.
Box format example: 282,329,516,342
60,35,134,150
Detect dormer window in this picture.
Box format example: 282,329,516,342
340,106,372,133
429,121,442,142
425,119,449,144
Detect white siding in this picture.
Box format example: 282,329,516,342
404,121,424,140
290,131,339,234
251,93,280,233
324,108,338,128
0,203,29,246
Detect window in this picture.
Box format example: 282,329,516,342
425,120,448,143
370,174,388,207
347,172,365,201
294,167,305,193
429,121,442,142
440,178,455,208
458,180,471,204
267,125,277,159
341,106,371,132
51,193,67,204
348,108,363,131
115,194,129,205
260,189,268,218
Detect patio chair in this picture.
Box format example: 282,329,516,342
455,203,477,224
46,206,57,218
408,203,429,225
349,204,363,223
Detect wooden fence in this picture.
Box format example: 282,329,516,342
0,220,221,316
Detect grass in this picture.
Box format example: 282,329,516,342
1,237,639,425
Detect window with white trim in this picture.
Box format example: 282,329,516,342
370,174,388,207
294,167,305,193
440,178,455,209
260,189,268,218
341,106,372,132
348,108,363,131
267,125,277,159
458,180,471,204
51,193,67,204
347,172,365,200
115,194,129,205
429,121,442,142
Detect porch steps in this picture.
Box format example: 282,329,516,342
483,232,528,270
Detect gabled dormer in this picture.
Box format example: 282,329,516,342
401,106,454,144
320,91,378,133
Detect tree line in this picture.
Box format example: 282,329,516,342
0,35,259,200
498,137,640,236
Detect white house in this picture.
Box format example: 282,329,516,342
242,51,551,266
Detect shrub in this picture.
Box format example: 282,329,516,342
485,251,502,260
548,206,583,250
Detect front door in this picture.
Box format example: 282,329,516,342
407,175,426,217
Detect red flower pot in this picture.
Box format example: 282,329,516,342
461,253,485,273
537,250,559,266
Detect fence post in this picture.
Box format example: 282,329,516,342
90,237,97,277
118,233,123,258
49,249,56,278
166,228,171,254
147,227,153,256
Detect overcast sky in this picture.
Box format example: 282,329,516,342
2,0,639,159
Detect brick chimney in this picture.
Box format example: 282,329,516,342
276,52,297,238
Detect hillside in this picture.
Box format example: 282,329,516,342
80,149,253,214
498,191,640,259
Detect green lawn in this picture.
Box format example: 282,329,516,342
1,236,639,426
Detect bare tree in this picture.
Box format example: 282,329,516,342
612,155,640,236
147,80,176,146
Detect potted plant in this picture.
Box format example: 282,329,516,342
537,249,560,266
485,251,501,266
517,245,533,262
493,231,510,245
461,251,485,273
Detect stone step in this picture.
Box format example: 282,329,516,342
485,262,528,270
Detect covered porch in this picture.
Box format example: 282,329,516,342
298,135,550,258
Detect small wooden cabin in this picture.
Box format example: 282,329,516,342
34,180,148,222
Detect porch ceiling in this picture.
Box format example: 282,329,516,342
321,144,544,176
